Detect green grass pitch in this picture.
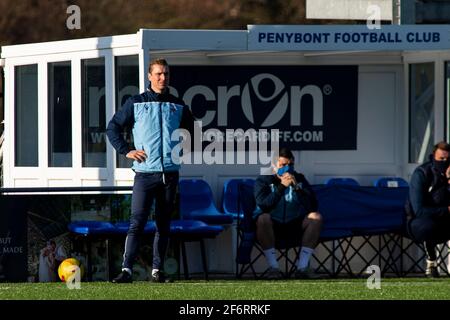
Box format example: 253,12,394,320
0,278,449,300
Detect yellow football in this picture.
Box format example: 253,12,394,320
58,258,84,282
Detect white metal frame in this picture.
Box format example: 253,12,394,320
403,50,450,178
2,34,139,187
110,47,141,184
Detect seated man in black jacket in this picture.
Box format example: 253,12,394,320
254,147,323,279
407,141,450,277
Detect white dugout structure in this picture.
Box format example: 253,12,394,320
2,25,450,275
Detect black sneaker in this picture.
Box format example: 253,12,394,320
264,267,284,280
294,267,321,280
151,270,173,283
112,270,132,283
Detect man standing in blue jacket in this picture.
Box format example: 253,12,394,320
254,147,323,279
407,141,450,278
107,58,194,283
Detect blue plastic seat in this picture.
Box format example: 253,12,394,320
114,220,222,236
373,177,408,188
112,219,222,280
68,221,118,235
179,179,233,224
78,219,223,281
68,221,119,281
169,219,224,280
324,177,360,186
222,179,255,219
114,221,156,234
170,220,224,237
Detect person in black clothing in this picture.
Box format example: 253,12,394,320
407,141,450,277
253,147,323,279
107,58,194,283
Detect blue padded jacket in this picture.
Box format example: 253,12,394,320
408,158,450,219
106,88,194,172
253,172,318,223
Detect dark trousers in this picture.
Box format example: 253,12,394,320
408,215,450,260
122,171,179,271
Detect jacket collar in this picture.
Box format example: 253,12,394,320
147,85,169,97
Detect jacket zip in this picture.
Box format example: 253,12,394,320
283,186,287,223
159,101,165,184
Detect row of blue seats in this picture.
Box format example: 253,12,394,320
68,176,409,280
71,176,409,233
181,176,410,224
69,220,223,237
324,177,409,188
221,177,409,218
68,219,224,281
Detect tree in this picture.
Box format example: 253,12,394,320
0,0,313,46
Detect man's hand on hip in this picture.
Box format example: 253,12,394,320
126,150,147,163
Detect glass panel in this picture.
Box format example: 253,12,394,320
82,58,106,167
15,64,38,166
0,68,3,183
48,61,72,167
115,55,139,168
409,63,435,163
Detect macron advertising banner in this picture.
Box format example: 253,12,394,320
248,25,450,51
170,65,358,150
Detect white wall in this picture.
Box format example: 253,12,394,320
307,65,404,186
